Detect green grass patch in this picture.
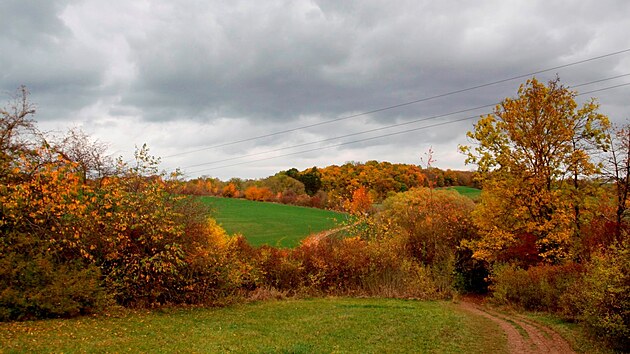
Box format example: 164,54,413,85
201,197,348,248
0,298,507,353
442,186,481,201
521,312,615,354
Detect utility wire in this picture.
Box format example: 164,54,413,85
180,74,630,171
184,103,496,169
164,48,630,159
186,81,630,175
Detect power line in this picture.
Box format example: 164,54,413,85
179,74,630,171
164,48,630,159
188,116,478,175
184,103,496,169
186,81,630,175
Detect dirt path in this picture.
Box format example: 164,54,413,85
303,222,358,245
459,300,575,354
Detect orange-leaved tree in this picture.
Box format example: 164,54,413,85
460,77,609,265
344,186,374,216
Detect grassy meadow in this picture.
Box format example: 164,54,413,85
442,186,481,201
201,197,348,247
0,298,506,353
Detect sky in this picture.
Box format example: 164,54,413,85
2,0,630,180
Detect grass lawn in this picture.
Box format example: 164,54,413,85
201,197,348,248
0,298,506,353
442,186,481,201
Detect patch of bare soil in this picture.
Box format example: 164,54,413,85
459,300,575,354
303,223,357,245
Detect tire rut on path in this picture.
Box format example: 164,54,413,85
459,301,575,354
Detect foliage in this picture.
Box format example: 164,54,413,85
489,262,585,312
287,167,322,196
293,187,480,297
490,242,629,351
172,177,220,195
221,182,239,197
453,247,489,293
243,185,274,201
375,188,476,266
260,172,306,196
563,242,630,350
423,167,477,188
251,234,446,299
461,77,610,264
0,252,108,321
0,160,112,320
0,89,242,319
344,186,375,215
601,123,630,241
90,152,232,305
319,161,426,206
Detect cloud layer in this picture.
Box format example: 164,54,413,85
2,0,629,179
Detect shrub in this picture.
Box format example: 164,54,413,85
253,246,303,292
376,188,476,266
563,242,629,350
360,238,443,299
244,186,274,202
489,262,585,312
0,159,110,320
221,183,239,198
0,250,109,320
279,190,298,204
293,236,369,293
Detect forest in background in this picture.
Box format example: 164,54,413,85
173,161,476,210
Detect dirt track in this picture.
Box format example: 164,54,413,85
459,301,575,354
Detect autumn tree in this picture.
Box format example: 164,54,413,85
319,161,425,206
221,182,239,197
54,127,113,182
375,188,476,270
345,186,374,215
263,173,306,196
0,86,39,180
244,185,274,201
460,77,609,264
602,122,630,242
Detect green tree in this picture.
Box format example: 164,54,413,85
298,167,322,196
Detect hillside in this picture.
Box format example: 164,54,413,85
201,197,348,248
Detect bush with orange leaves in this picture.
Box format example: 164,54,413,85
244,185,274,202
0,157,110,320
0,90,240,319
0,144,239,319
344,186,375,216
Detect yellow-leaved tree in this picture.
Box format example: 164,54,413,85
460,78,609,265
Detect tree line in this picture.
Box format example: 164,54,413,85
174,160,475,210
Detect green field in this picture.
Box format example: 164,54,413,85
443,186,482,201
0,298,506,353
201,197,348,248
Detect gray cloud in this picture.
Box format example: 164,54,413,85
1,0,629,179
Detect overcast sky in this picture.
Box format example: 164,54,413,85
2,0,629,180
